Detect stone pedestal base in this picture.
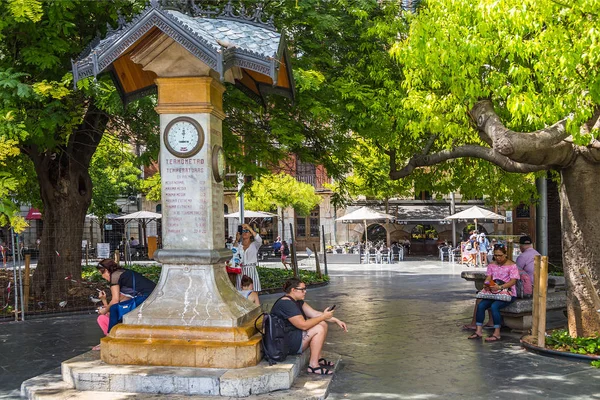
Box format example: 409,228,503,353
101,321,262,369
21,350,341,399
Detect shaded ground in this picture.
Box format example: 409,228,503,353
1,258,598,399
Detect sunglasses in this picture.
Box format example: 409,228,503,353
294,287,307,292
493,244,506,249
242,229,250,233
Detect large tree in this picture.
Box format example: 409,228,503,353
0,0,376,298
0,0,154,297
372,0,600,336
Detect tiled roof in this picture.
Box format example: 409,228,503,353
71,2,294,104
167,10,281,57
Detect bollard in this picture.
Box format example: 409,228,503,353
313,244,322,279
537,256,549,347
24,254,31,312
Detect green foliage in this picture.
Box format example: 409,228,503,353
245,173,322,216
140,173,162,202
257,267,329,290
346,139,412,200
81,264,328,290
89,135,141,219
0,0,150,233
392,0,600,147
546,329,600,366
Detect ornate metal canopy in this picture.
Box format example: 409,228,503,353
72,0,295,104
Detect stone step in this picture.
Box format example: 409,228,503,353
22,372,334,400
22,351,340,399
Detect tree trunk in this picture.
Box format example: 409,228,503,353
26,103,107,299
31,180,89,297
561,157,600,336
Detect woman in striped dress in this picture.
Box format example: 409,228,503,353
235,224,262,292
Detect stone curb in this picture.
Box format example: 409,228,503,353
520,335,600,362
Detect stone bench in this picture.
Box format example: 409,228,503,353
500,291,567,332
461,270,565,292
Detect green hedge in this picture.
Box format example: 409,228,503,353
81,265,328,291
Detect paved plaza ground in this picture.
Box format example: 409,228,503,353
1,257,598,399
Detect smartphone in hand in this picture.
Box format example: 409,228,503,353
237,225,243,234
327,305,336,311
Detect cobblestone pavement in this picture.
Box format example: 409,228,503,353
1,257,598,399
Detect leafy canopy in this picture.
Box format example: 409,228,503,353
245,173,321,216
89,135,142,219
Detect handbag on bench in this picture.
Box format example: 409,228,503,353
475,279,512,302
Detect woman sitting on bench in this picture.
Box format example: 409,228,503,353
468,244,519,342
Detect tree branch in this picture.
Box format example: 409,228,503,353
69,101,108,167
469,100,577,167
422,134,438,155
470,100,569,155
389,144,549,180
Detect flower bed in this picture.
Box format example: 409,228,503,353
522,329,600,367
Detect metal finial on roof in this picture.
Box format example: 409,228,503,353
219,1,235,17
190,0,218,17
150,0,160,8
117,11,127,29
218,1,275,31
106,21,116,35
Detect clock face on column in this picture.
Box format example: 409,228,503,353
212,145,226,182
163,117,204,158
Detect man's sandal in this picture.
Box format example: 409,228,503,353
485,335,501,342
307,365,333,375
467,333,482,340
318,358,335,367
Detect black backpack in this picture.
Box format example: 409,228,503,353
255,296,296,365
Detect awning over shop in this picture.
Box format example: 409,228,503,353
395,205,451,223
348,203,482,224
25,208,42,220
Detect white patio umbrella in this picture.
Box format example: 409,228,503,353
224,210,277,219
115,211,162,221
115,211,162,247
444,206,505,231
336,206,395,244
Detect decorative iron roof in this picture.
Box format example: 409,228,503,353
72,0,295,105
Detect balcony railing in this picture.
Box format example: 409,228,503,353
295,174,329,191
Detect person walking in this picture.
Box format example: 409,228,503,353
281,240,290,270
478,233,489,267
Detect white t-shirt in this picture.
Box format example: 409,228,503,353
235,234,263,266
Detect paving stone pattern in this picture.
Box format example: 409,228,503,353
2,258,598,399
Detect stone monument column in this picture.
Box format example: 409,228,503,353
102,67,262,369
70,0,295,371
